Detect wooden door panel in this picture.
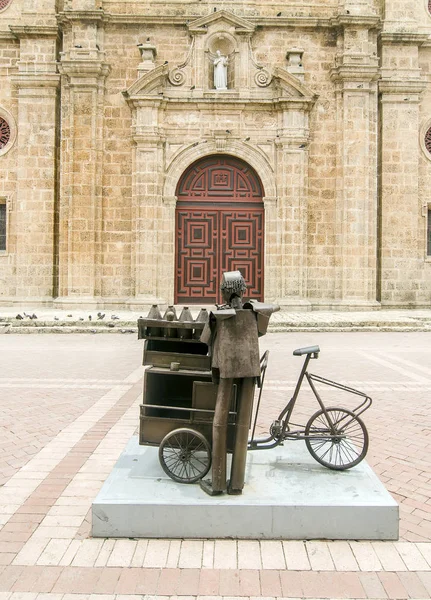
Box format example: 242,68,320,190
175,156,264,304
177,156,263,202
175,210,219,304
220,210,264,299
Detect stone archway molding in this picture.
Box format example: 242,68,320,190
163,139,276,201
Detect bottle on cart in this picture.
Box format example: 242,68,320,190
193,308,208,339
146,304,162,337
179,306,193,339
163,305,178,339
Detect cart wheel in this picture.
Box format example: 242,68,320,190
159,428,212,483
305,407,369,471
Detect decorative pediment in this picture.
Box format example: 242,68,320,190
123,9,317,111
187,10,255,35
123,63,169,101
272,67,318,103
124,63,317,110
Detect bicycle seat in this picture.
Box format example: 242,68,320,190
293,345,320,356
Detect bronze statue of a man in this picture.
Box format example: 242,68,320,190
200,271,279,495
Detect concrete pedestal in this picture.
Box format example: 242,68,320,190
92,436,398,539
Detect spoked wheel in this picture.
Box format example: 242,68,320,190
305,407,369,470
159,428,211,483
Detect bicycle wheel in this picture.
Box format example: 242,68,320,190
159,428,211,483
305,407,368,470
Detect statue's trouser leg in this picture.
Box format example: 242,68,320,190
211,377,233,493
228,377,255,494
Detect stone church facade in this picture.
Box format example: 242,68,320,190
0,0,431,309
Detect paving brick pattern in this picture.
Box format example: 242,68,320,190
1,332,431,599
0,335,141,486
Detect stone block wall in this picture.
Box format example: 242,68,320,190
0,35,18,299
0,0,430,308
378,0,431,306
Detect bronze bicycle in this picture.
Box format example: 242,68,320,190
249,345,372,470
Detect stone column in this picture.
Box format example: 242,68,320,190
11,28,60,302
379,34,426,306
274,104,311,308
330,17,380,307
263,195,278,302
131,129,166,305
191,30,206,93
160,195,177,304
57,40,110,303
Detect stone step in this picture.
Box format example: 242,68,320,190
2,321,431,334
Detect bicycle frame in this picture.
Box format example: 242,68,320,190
248,349,372,450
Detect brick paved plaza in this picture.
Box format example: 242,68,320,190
1,331,431,599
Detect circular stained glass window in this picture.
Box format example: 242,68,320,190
0,0,11,10
425,126,431,155
0,118,10,150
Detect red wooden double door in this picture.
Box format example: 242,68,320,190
175,156,264,304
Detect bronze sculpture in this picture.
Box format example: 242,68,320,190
138,276,372,490
200,271,279,495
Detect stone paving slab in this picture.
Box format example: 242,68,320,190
1,332,431,599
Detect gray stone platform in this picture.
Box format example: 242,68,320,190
92,436,398,540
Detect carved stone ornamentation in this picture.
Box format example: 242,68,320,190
137,40,157,75
286,48,304,81
168,68,186,86
254,68,272,87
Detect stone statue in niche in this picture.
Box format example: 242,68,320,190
213,50,228,90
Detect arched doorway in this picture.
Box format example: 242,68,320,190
175,155,264,304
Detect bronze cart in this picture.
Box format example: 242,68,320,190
138,317,238,483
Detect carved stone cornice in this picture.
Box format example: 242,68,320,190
57,10,105,26
379,78,426,96
275,136,309,149
379,32,430,45
59,60,111,85
9,25,59,39
331,64,380,83
53,9,386,32
11,72,60,89
330,15,381,29
0,30,17,41
133,133,165,147
55,11,336,29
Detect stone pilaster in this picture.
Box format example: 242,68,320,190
274,126,310,306
131,131,166,304
11,27,60,302
330,16,380,306
57,27,110,303
379,33,427,306
262,195,278,303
